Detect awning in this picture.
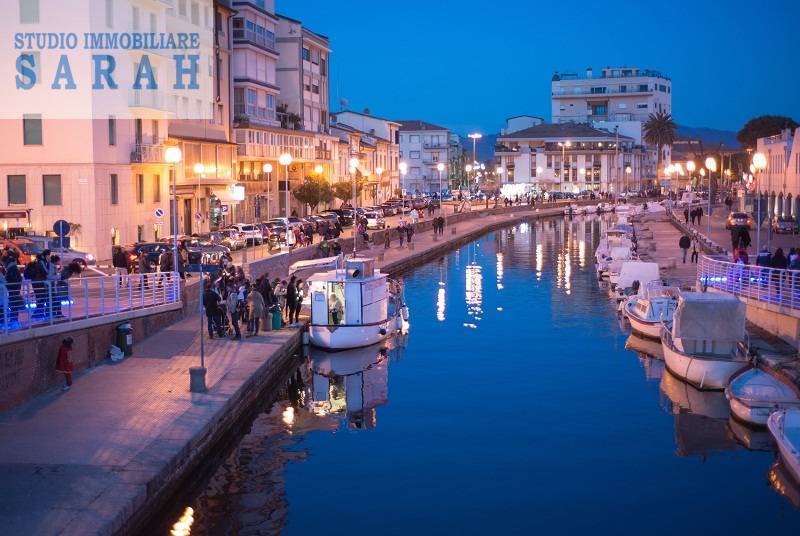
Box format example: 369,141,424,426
0,210,29,219
289,255,342,276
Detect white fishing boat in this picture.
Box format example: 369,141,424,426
594,226,633,263
767,409,800,484
580,204,599,215
291,256,409,350
563,203,579,215
609,260,659,291
623,282,678,339
597,202,614,213
597,246,634,278
725,367,800,426
660,292,750,390
614,203,636,215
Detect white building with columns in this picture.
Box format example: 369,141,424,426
494,122,644,195
755,127,800,220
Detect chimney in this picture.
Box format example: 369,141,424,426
586,67,593,79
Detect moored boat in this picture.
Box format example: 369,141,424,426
767,409,800,485
292,256,409,350
725,367,800,426
660,292,750,390
623,283,678,339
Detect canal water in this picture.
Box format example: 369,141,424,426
159,216,800,535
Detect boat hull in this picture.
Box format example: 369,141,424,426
728,396,777,426
309,317,399,350
768,411,800,484
623,299,663,339
661,340,747,390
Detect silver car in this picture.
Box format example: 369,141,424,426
364,211,386,230
48,247,96,267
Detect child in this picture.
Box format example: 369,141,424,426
56,337,74,391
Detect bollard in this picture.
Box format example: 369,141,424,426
189,366,207,393
264,312,273,331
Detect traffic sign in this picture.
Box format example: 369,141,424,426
195,211,203,221
154,208,164,218
221,205,229,214
53,220,70,237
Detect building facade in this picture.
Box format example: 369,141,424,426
494,123,644,196
396,120,454,195
551,67,672,186
755,128,800,220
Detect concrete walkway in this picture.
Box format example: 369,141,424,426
0,203,565,535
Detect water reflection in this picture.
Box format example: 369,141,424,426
769,460,800,509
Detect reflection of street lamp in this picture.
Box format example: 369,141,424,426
752,152,767,252
263,163,273,220
279,153,293,218
686,160,696,190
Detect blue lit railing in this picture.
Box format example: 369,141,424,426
698,255,800,310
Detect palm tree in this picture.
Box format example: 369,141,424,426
643,111,678,181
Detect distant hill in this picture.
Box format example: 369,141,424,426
676,125,740,149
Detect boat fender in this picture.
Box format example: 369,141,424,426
379,328,387,336
401,306,410,321
302,331,310,345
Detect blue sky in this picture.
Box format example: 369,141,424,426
284,0,799,136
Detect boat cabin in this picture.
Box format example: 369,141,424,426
307,257,389,327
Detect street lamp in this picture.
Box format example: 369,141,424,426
752,152,768,252
375,167,383,203
468,133,482,189
164,146,182,276
314,164,324,175
436,163,446,218
705,156,717,237
263,163,273,220
279,153,293,218
625,165,632,197
399,161,408,217
558,141,571,192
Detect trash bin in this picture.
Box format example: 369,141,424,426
271,307,282,330
264,311,273,331
116,322,133,356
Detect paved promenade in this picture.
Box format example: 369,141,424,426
0,202,565,535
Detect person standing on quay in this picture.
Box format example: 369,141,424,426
55,337,74,391
292,279,304,324
679,234,691,263
683,207,689,224
398,222,405,247
226,284,242,339
384,227,391,249
285,276,297,325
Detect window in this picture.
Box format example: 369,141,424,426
7,175,26,205
23,114,42,145
636,103,648,109
137,225,145,242
110,174,118,204
590,87,606,94
42,175,61,205
638,84,648,92
591,105,607,116
410,151,420,159
619,85,627,93
153,175,161,203
132,6,140,31
311,50,319,64
659,84,667,92
152,119,159,143
617,103,627,109
431,152,440,162
191,1,199,25
108,116,116,145
178,0,187,16
20,0,39,23
105,0,113,27
410,135,419,143
312,84,319,94
547,155,552,168
302,47,310,61
320,58,327,76
136,174,144,203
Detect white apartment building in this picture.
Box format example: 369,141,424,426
396,121,452,194
494,123,644,195
331,111,400,203
756,128,800,220
551,67,672,185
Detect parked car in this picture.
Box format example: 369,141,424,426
322,209,354,226
47,247,96,267
0,238,43,265
379,203,397,216
218,228,246,250
263,222,288,250
427,197,441,209
364,211,386,230
226,223,263,245
411,198,428,210
772,216,799,235
725,212,754,230
126,242,173,272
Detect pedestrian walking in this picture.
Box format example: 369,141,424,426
697,206,704,226
691,237,699,263
55,337,74,391
406,224,414,245
679,234,691,263
384,227,391,248
398,223,405,247
292,279,304,324
246,284,266,336
226,284,242,339
138,251,150,289
112,246,128,287
202,282,223,339
285,275,297,324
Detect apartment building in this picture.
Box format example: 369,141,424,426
331,111,401,203
396,120,453,194
494,122,644,196
551,67,672,185
756,128,800,219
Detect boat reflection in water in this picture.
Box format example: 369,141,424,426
659,370,741,457
303,334,405,430
727,416,773,451
769,460,800,509
625,333,665,381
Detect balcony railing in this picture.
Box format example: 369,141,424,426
698,255,800,311
232,28,276,51
131,143,166,163
234,103,277,124
552,86,654,97
423,142,447,149
129,90,168,112
0,272,181,336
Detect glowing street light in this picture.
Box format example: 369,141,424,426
686,160,696,173
314,164,324,175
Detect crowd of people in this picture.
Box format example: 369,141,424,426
200,256,308,340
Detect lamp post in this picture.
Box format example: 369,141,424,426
349,157,360,256
375,166,383,204
705,156,717,238
399,161,408,218
262,163,273,221
752,152,767,253
437,162,445,214
164,146,182,277
468,132,482,190
279,153,292,219
686,160,696,191
625,166,632,199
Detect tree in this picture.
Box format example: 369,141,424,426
736,115,799,150
293,176,333,213
332,176,367,205
643,111,677,179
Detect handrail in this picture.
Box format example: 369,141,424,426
0,272,181,336
697,255,800,310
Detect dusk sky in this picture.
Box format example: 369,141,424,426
286,0,799,136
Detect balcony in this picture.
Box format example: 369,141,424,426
495,145,520,155
129,90,170,113
552,86,654,97
234,103,279,127
315,148,332,160
131,143,165,164
423,142,447,149
232,28,277,53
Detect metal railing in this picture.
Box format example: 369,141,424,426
0,272,181,335
697,255,800,310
